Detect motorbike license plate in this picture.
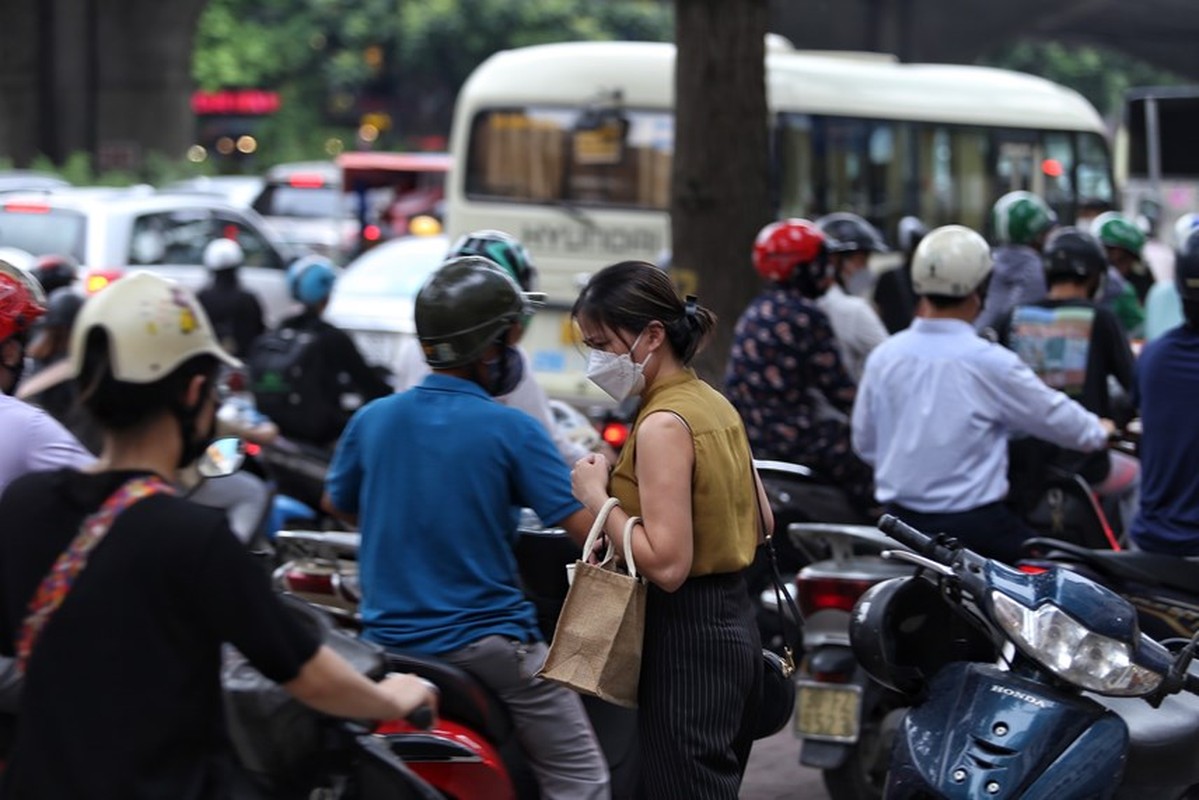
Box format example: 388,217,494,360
793,681,862,743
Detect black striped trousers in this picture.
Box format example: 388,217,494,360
638,571,762,800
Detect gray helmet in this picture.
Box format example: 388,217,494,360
816,212,889,254
415,256,527,368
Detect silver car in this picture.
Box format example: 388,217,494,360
323,234,449,380
0,187,301,326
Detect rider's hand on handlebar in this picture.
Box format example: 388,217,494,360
1100,418,1118,439
379,672,439,727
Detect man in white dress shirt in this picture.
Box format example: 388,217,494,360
852,225,1113,563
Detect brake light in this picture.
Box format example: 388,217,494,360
601,421,629,448
282,568,334,595
363,224,382,242
797,575,878,616
85,268,123,295
1018,564,1049,574
288,174,326,189
3,202,51,214
244,442,261,457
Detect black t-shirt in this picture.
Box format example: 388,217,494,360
197,282,265,358
0,469,319,799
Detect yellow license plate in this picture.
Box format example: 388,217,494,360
794,681,862,743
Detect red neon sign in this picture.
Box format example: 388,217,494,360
191,89,281,116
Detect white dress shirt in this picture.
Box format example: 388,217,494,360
852,317,1108,513
816,284,889,383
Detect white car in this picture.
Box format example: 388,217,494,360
0,188,302,326
324,234,449,380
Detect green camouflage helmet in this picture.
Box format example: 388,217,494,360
991,191,1057,246
1092,211,1146,259
415,256,526,368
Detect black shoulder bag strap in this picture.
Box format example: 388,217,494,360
749,457,803,676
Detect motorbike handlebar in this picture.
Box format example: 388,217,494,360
406,705,435,730
877,514,958,565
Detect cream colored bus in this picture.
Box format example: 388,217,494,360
446,38,1114,402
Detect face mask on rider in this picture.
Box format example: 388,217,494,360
481,344,524,397
174,377,217,469
586,330,652,403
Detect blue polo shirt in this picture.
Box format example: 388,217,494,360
1129,325,1199,554
326,374,582,655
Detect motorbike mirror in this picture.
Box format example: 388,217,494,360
196,436,246,479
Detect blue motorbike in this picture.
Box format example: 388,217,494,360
849,514,1199,799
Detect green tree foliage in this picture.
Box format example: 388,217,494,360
981,39,1187,120
192,0,672,163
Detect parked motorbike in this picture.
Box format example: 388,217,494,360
751,460,873,654
780,522,914,800
1020,537,1199,643
849,514,1199,799
272,518,641,800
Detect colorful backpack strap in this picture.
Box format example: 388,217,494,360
16,475,176,674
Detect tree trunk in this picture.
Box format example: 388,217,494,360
672,0,771,385
0,0,208,169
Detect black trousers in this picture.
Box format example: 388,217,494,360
886,500,1037,564
638,572,762,800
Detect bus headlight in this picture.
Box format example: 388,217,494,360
991,591,1163,696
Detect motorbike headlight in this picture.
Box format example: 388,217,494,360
991,591,1163,696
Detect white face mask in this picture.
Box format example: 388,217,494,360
586,331,652,402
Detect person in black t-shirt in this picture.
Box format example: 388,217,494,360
0,272,436,799
196,238,266,358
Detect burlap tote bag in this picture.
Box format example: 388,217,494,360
537,498,646,708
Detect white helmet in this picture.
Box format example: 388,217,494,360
69,271,240,383
1173,213,1199,249
911,225,993,297
203,238,244,271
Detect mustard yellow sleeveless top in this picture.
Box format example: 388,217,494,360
609,369,759,576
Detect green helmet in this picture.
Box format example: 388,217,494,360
1092,211,1146,259
991,191,1056,246
415,256,526,368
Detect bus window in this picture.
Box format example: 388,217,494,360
1077,132,1114,206
465,107,673,210
1041,131,1075,214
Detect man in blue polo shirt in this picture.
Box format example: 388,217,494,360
324,256,609,800
1129,229,1199,554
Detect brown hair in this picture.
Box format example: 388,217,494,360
571,261,716,364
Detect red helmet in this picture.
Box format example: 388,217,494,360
753,219,828,283
0,261,47,342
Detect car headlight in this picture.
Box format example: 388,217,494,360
991,591,1163,696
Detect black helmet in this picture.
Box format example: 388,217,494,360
30,254,79,296
1042,227,1106,285
816,212,889,254
448,230,537,292
1177,228,1199,301
850,576,995,697
415,256,529,368
40,287,85,330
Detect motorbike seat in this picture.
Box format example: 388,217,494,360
383,650,513,745
1023,538,1199,596
1095,691,1199,789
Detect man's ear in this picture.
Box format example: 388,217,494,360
183,373,208,408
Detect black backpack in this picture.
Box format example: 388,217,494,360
246,326,339,443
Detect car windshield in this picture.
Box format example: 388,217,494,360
336,237,449,300
255,185,346,219
0,205,86,260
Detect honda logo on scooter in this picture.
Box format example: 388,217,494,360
990,684,1051,708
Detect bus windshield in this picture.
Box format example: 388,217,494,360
465,107,674,210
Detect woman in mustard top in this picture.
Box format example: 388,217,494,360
571,261,774,800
